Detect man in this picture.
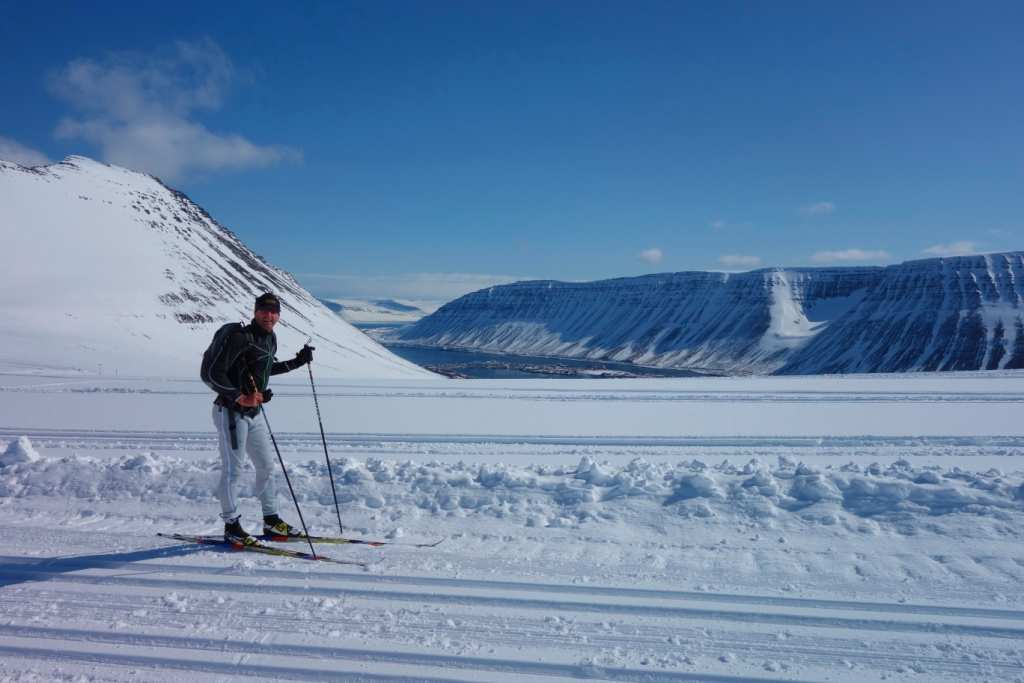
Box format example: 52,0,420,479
203,292,314,545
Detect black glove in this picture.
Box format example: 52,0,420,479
294,345,314,366
262,388,273,403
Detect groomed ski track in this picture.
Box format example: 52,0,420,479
2,428,1023,472
6,426,1024,450
2,543,1022,682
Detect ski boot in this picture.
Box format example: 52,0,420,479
263,513,306,541
224,517,258,547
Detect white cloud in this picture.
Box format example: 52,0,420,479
709,219,754,232
54,118,297,180
811,248,890,263
638,248,664,265
718,254,762,268
800,201,836,217
921,241,981,257
295,272,531,304
48,39,299,183
0,136,51,166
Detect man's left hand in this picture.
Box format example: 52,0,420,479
294,345,314,366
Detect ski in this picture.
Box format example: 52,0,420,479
260,533,445,548
156,533,369,567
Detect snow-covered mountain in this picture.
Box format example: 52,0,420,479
396,253,1024,374
0,155,433,378
319,297,436,324
779,252,1024,374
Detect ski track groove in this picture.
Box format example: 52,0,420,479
1,585,1021,681
2,565,1024,641
3,427,1024,452
4,382,1024,403
1,591,1020,678
0,632,831,683
3,554,1022,622
0,643,517,683
1,624,1018,682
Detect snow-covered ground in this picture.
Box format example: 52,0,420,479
2,371,1024,682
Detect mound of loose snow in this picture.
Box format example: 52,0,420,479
2,451,1021,541
0,436,41,466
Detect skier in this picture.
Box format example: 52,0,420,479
202,292,314,545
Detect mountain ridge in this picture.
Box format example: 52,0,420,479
396,254,1024,375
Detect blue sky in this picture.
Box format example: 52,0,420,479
1,1,1021,302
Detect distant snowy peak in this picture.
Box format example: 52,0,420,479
320,297,436,324
398,254,1024,375
0,155,432,378
373,299,425,314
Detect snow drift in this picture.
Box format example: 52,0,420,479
3,441,1019,540
0,436,40,466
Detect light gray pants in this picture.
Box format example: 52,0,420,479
213,404,278,522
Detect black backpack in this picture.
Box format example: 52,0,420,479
200,322,252,393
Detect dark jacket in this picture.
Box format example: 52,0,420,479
206,320,302,414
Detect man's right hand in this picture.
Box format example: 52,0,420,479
236,392,263,408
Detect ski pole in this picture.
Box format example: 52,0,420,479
260,405,318,559
306,349,344,535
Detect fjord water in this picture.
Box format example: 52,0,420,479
383,343,705,378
